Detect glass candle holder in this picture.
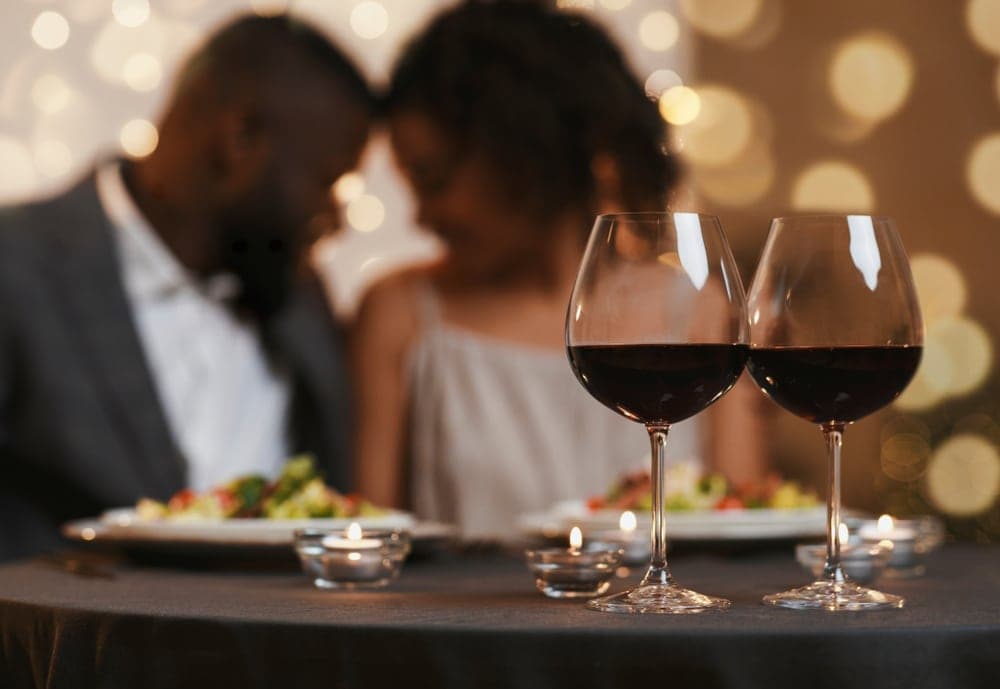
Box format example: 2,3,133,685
796,540,892,584
525,545,624,599
585,510,650,565
858,515,944,577
294,527,411,590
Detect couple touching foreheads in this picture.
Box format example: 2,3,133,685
0,2,762,561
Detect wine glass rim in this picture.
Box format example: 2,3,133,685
771,213,896,224
595,211,720,222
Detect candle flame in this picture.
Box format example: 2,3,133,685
838,523,850,544
347,522,363,540
569,526,583,549
619,510,637,533
877,514,894,534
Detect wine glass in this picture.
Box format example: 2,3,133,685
746,215,923,611
566,212,748,614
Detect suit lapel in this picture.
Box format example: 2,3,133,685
269,274,352,490
43,174,186,497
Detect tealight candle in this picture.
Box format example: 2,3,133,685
294,527,410,590
859,515,918,571
321,522,382,550
525,526,623,599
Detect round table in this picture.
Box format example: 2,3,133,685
0,544,997,689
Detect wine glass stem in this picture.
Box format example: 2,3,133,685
642,424,674,587
822,423,848,582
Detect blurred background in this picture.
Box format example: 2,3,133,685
1,0,998,539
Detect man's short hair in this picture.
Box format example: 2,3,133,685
176,14,375,113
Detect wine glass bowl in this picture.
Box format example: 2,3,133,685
746,215,923,611
566,212,747,614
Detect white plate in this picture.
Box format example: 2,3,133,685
63,508,454,548
518,500,828,541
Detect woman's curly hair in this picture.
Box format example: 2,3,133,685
386,0,678,228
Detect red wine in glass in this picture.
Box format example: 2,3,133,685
747,215,923,611
746,345,921,425
566,212,748,614
568,343,748,425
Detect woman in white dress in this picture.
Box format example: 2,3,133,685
350,1,765,538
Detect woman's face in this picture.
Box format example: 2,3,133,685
390,110,543,286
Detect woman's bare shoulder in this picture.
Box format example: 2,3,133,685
351,265,434,352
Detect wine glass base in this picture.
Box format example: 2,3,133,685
586,583,731,614
763,580,904,611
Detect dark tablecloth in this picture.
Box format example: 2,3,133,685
0,544,997,689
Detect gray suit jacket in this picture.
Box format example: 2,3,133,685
0,173,353,561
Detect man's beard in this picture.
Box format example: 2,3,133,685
217,215,300,328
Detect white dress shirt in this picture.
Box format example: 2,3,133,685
96,162,291,491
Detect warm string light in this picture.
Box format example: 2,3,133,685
659,86,700,125
113,0,151,28
351,2,389,40
967,133,1000,215
791,160,874,212
966,0,1000,57
829,34,913,124
638,11,679,52
644,69,683,99
122,53,163,92
120,119,159,158
332,172,366,204
31,11,70,51
896,253,992,412
346,194,385,232
926,435,1000,516
679,0,763,39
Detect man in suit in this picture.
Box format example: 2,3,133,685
0,15,374,561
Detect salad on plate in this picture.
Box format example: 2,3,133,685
135,455,385,522
586,462,820,513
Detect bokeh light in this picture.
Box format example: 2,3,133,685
351,2,389,40
791,160,874,212
122,53,162,92
898,316,994,410
910,254,967,324
120,119,158,158
0,137,38,199
333,172,365,204
644,69,683,99
638,11,680,52
880,415,932,443
829,34,913,123
694,140,775,206
679,0,762,39
31,74,72,115
966,0,1000,56
112,0,151,29
33,139,73,179
346,194,385,232
659,86,701,125
925,317,993,397
31,11,70,51
90,17,198,87
599,0,632,10
926,434,1000,516
675,85,752,167
966,133,1000,215
881,432,931,482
